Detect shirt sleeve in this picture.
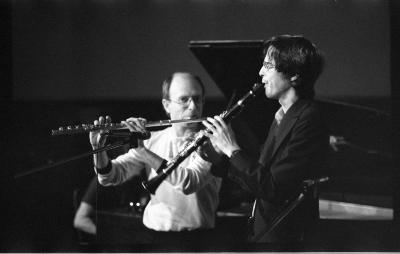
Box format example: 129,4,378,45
167,152,216,195
97,148,145,186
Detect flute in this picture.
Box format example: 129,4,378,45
51,118,207,136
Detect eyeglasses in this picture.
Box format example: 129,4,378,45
262,61,275,70
168,96,204,107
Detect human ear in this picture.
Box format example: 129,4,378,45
162,99,170,115
290,75,300,86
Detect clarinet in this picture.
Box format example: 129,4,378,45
142,83,263,194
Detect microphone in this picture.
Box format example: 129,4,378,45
303,177,329,187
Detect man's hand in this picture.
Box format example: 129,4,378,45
89,115,111,149
89,115,112,169
202,116,241,157
196,139,223,164
121,117,150,148
120,117,163,169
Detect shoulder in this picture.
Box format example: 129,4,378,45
294,100,329,137
296,99,323,119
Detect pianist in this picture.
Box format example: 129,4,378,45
203,35,330,243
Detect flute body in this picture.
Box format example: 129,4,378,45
51,118,207,136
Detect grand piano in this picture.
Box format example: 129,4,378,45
96,40,397,251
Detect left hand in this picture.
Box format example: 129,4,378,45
202,116,241,157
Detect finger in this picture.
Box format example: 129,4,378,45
126,117,145,127
214,116,228,129
206,117,223,129
99,116,105,125
138,117,147,125
105,115,112,124
202,120,216,134
121,120,140,133
92,119,105,134
128,118,147,132
98,132,107,145
201,129,212,139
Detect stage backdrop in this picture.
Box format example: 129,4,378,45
12,0,390,101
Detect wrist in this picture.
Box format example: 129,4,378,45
95,160,112,174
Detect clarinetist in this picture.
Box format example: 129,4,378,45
203,35,330,244
89,72,222,246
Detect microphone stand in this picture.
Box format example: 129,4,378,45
14,131,141,179
252,177,329,243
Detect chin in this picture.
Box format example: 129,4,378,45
186,123,200,128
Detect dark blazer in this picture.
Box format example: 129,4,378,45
228,98,329,243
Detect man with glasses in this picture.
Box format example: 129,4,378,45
89,72,222,246
203,35,329,244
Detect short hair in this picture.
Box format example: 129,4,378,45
162,72,205,100
263,35,324,99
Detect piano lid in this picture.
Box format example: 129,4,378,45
189,40,264,98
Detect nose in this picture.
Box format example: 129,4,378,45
259,65,265,77
187,98,198,110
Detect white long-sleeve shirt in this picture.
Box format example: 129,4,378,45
96,127,222,231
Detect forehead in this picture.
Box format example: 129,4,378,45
169,75,203,98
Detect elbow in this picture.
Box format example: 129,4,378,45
180,177,202,195
73,215,82,230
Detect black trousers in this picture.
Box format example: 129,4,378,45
140,227,220,251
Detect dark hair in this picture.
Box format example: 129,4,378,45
263,35,324,99
162,72,205,100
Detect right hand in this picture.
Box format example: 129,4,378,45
121,117,150,148
89,115,111,149
202,116,241,157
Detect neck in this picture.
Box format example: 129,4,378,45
172,123,200,137
279,87,298,112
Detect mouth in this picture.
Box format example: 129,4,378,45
261,78,267,84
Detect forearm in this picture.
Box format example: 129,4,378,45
73,203,97,235
74,216,96,235
136,148,164,170
228,149,268,197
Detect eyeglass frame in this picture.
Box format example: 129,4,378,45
167,95,204,107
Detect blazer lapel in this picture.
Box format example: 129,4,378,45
270,99,310,159
259,120,278,165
